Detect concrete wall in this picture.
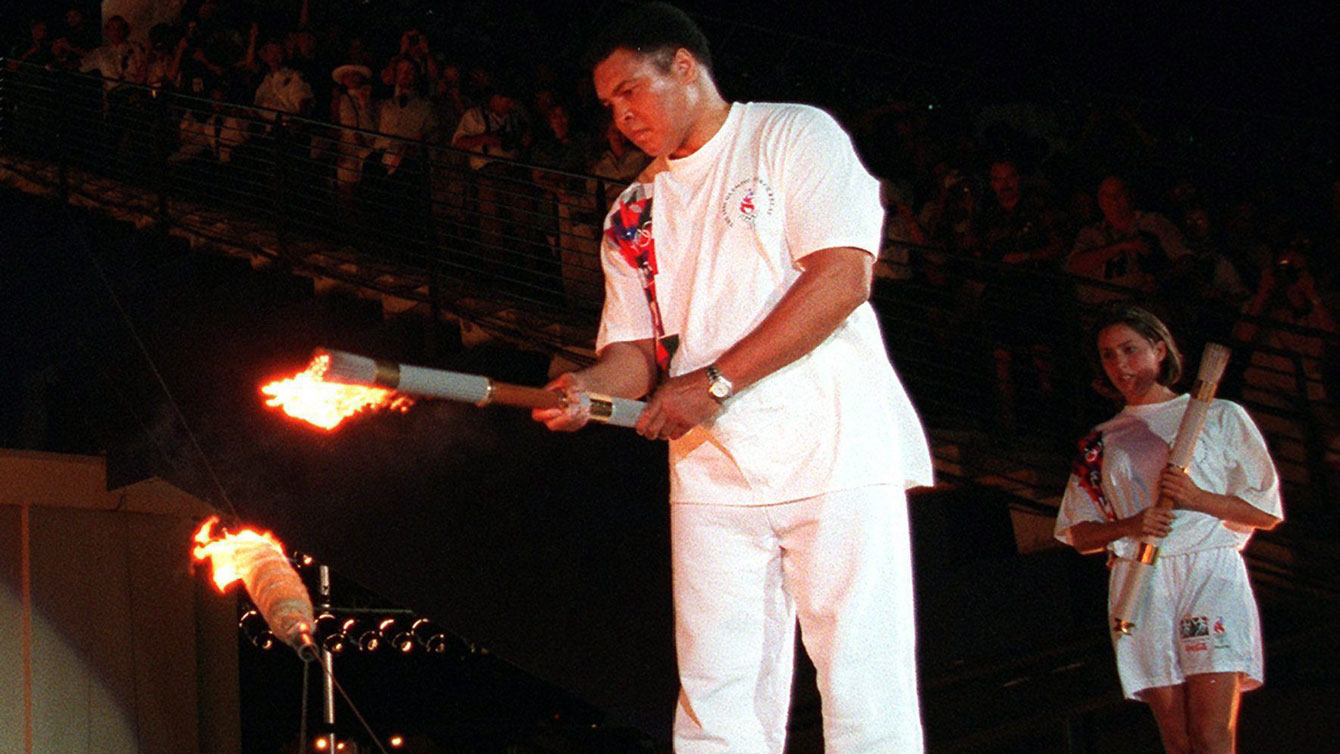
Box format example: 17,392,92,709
0,449,239,754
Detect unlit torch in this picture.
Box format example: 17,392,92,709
1110,342,1231,637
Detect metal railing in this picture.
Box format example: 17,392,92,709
2,60,1336,514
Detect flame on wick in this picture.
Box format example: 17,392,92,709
192,515,286,592
260,353,412,431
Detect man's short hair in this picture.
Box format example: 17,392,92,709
583,2,712,74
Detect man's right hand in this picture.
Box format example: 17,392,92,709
532,372,591,432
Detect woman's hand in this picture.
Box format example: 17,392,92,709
1126,506,1175,539
1159,467,1208,512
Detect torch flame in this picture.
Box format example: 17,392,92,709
192,516,286,592
261,353,412,431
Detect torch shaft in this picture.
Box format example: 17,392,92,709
318,348,646,427
1112,343,1231,636
490,383,567,411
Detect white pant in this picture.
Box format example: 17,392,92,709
669,485,923,753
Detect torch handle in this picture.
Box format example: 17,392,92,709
490,383,566,411
318,348,647,428
1110,558,1150,636
486,384,646,428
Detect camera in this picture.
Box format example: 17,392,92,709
1275,255,1302,284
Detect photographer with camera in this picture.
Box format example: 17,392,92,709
1234,236,1340,484
381,28,440,93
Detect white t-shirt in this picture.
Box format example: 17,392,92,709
1068,211,1191,304
452,106,523,170
597,102,933,505
1055,394,1283,558
79,41,146,88
253,67,313,115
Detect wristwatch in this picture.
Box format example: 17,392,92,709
705,364,734,403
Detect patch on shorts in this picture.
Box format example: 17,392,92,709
1181,614,1233,652
1211,615,1232,649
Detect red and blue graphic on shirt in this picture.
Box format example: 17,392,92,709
605,186,671,371
1072,431,1116,521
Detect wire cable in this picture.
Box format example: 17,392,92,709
54,202,240,521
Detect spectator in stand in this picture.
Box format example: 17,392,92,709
588,114,649,192
452,85,528,170
979,157,1068,427
530,101,591,174
531,101,596,302
371,57,438,177
10,18,57,69
144,23,183,91
285,27,327,105
918,167,985,310
537,113,650,307
168,83,248,165
52,7,100,69
172,7,242,99
920,168,983,259
80,15,148,90
1233,240,1340,480
330,63,375,204
78,14,151,167
381,28,439,94
362,57,438,259
251,36,314,116
1073,103,1158,185
917,167,992,424
341,33,377,71
1177,205,1251,309
1220,197,1274,291
432,61,469,136
1066,175,1190,306
876,180,928,282
453,82,532,282
5,18,62,156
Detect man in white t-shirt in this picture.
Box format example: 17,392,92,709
79,15,146,90
1066,175,1191,304
252,39,313,117
532,4,932,752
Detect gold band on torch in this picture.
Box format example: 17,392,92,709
1110,343,1231,637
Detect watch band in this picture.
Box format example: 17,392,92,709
706,364,733,403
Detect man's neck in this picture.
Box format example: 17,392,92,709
671,96,730,159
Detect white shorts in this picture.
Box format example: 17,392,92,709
1108,547,1265,700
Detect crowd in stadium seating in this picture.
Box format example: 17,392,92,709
8,2,1339,488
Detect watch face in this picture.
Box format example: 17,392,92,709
709,381,730,399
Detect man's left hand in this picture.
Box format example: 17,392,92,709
635,368,721,441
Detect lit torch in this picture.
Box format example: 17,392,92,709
1110,342,1232,637
192,516,317,659
261,353,414,431
262,349,646,431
